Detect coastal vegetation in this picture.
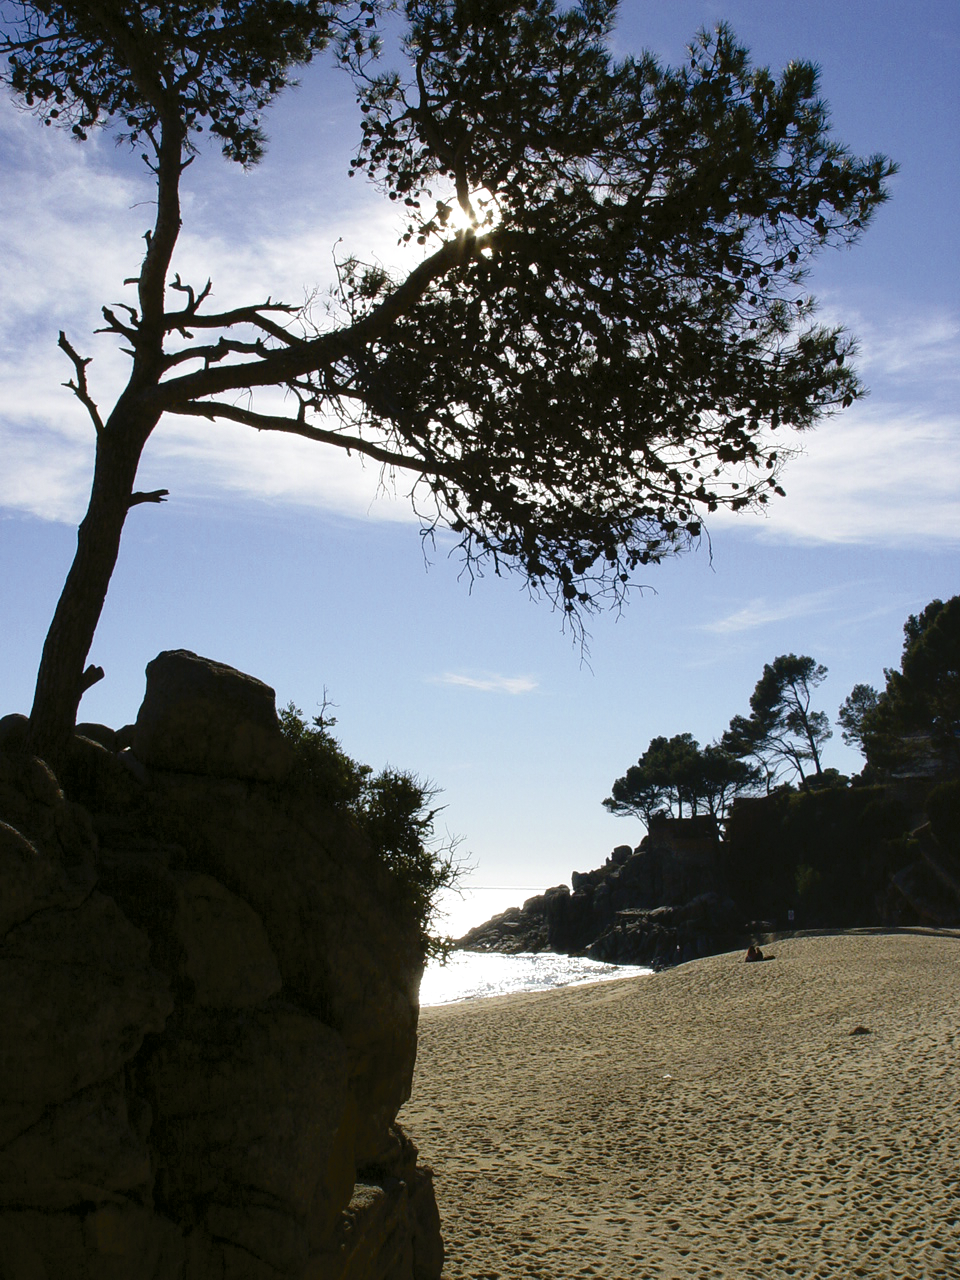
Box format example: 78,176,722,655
466,599,960,964
0,0,892,764
721,652,833,790
279,702,463,958
607,596,960,828
600,595,960,934
602,732,757,824
844,595,960,778
603,651,835,825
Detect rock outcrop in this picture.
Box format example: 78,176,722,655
458,818,744,968
0,651,442,1279
459,784,960,967
890,822,960,926
133,648,294,782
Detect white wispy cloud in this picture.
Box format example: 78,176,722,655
706,297,960,548
846,304,960,389
0,115,148,524
431,672,539,695
139,411,417,522
714,403,960,547
702,589,837,635
0,421,93,522
5,106,959,554
0,104,426,525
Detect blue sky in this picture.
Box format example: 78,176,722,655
1,1,958,937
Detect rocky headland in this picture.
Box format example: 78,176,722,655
0,650,442,1279
457,817,748,968
458,794,960,967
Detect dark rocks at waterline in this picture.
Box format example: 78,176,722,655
0,651,441,1280
458,783,960,971
456,818,748,968
584,894,747,968
457,886,748,971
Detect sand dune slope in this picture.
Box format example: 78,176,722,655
401,932,960,1280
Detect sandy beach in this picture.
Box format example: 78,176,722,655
400,932,960,1280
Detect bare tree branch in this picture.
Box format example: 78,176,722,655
154,228,485,406
97,305,139,342
79,664,105,694
163,302,302,343
168,398,457,479
57,331,104,436
128,488,169,507
169,273,213,315
161,336,271,370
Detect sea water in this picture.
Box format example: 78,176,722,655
419,950,652,1006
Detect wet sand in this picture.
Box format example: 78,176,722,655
401,932,960,1280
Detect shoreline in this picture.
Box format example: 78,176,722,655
419,949,654,1007
401,930,960,1279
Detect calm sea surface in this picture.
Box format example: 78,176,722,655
419,950,652,1006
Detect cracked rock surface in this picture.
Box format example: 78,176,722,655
0,653,442,1279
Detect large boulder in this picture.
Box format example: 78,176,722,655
0,745,96,879
0,1202,187,1280
0,1072,152,1210
96,844,283,1011
585,892,745,967
0,817,80,939
0,892,173,1143
145,771,424,1170
142,1005,354,1271
0,656,441,1279
171,871,284,1008
458,829,742,968
133,650,292,782
326,1129,442,1280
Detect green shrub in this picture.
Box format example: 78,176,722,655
279,703,463,960
279,702,371,806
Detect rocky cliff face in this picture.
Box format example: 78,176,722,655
458,819,746,969
459,788,960,967
0,651,442,1280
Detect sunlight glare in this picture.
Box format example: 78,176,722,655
441,186,502,234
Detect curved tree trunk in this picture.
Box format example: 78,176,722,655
27,104,183,767
27,411,156,765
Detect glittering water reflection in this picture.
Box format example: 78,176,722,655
419,949,652,1006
